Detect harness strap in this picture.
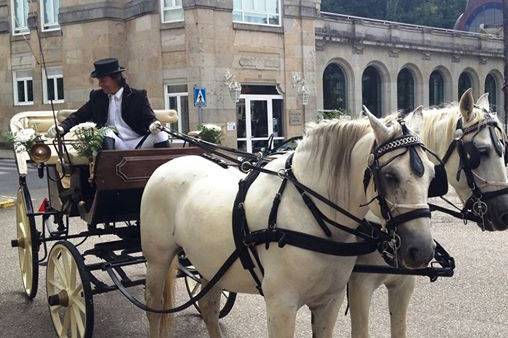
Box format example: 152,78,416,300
385,208,431,229
246,228,379,256
104,249,241,314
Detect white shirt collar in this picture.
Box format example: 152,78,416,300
110,87,124,100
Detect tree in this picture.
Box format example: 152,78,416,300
321,0,468,29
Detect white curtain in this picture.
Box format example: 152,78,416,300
14,0,28,30
44,0,60,26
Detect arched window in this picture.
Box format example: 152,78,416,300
458,72,473,99
323,63,346,111
429,70,444,106
485,74,497,112
362,66,382,117
397,68,414,113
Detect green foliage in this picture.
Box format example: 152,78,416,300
71,125,114,158
318,109,348,121
321,0,468,29
198,124,223,144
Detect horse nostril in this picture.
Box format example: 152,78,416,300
408,247,419,263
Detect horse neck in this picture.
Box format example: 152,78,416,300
420,111,455,160
291,134,372,232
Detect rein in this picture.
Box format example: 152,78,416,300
105,125,456,314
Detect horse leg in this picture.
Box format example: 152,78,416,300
145,253,177,338
386,276,416,338
197,282,223,338
349,275,380,338
309,289,345,338
265,293,299,338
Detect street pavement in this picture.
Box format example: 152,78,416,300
0,160,506,337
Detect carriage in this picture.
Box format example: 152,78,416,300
9,110,237,338
9,105,462,338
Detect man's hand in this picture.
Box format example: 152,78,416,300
47,125,64,138
149,121,163,135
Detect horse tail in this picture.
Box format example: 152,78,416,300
160,257,177,337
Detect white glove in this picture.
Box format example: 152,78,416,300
149,121,163,135
47,125,64,138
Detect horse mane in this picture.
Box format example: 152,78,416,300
420,102,488,152
296,117,400,207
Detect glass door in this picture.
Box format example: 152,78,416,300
237,94,284,152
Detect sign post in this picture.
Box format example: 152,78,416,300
193,86,207,125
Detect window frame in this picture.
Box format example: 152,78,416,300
233,0,282,27
10,0,29,36
160,0,184,24
163,83,189,138
40,0,60,32
42,68,64,104
12,71,34,106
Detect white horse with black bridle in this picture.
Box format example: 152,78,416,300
348,88,508,338
140,110,439,338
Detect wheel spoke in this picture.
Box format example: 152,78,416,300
71,292,86,314
70,308,78,338
191,282,200,295
48,278,65,292
72,304,85,336
71,284,83,299
50,304,63,313
53,256,67,287
18,221,27,239
59,309,71,336
69,261,77,290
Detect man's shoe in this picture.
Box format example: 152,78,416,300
153,140,170,148
102,137,116,150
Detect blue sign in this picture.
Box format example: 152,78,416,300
193,87,207,107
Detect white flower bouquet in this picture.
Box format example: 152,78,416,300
5,128,40,153
197,124,223,144
70,123,115,158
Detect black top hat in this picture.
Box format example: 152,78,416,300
90,58,126,78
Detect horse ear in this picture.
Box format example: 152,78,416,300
405,105,424,134
363,105,391,144
459,88,475,123
476,92,490,111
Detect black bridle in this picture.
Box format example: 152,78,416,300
439,111,508,229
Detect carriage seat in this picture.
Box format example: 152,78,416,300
10,110,179,175
56,109,179,125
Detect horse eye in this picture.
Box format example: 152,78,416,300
383,172,399,184
478,146,489,157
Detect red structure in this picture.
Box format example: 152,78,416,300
454,0,503,32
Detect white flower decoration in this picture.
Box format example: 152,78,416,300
15,128,36,143
70,122,97,133
201,124,222,132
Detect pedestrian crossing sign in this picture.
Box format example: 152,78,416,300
194,87,207,107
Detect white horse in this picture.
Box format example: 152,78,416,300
140,111,437,338
348,88,508,338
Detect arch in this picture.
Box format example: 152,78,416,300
430,66,453,103
323,63,347,111
399,63,424,109
362,61,390,117
397,68,415,113
485,69,503,113
458,67,480,99
321,58,354,113
429,70,445,107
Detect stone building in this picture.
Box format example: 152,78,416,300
0,1,504,151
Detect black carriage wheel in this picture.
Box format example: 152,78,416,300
46,241,94,338
183,271,237,319
15,185,39,299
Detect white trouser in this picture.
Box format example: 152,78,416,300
104,129,168,150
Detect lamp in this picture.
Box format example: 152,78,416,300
225,70,242,103
291,72,310,106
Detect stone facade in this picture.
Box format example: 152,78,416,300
0,1,504,147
